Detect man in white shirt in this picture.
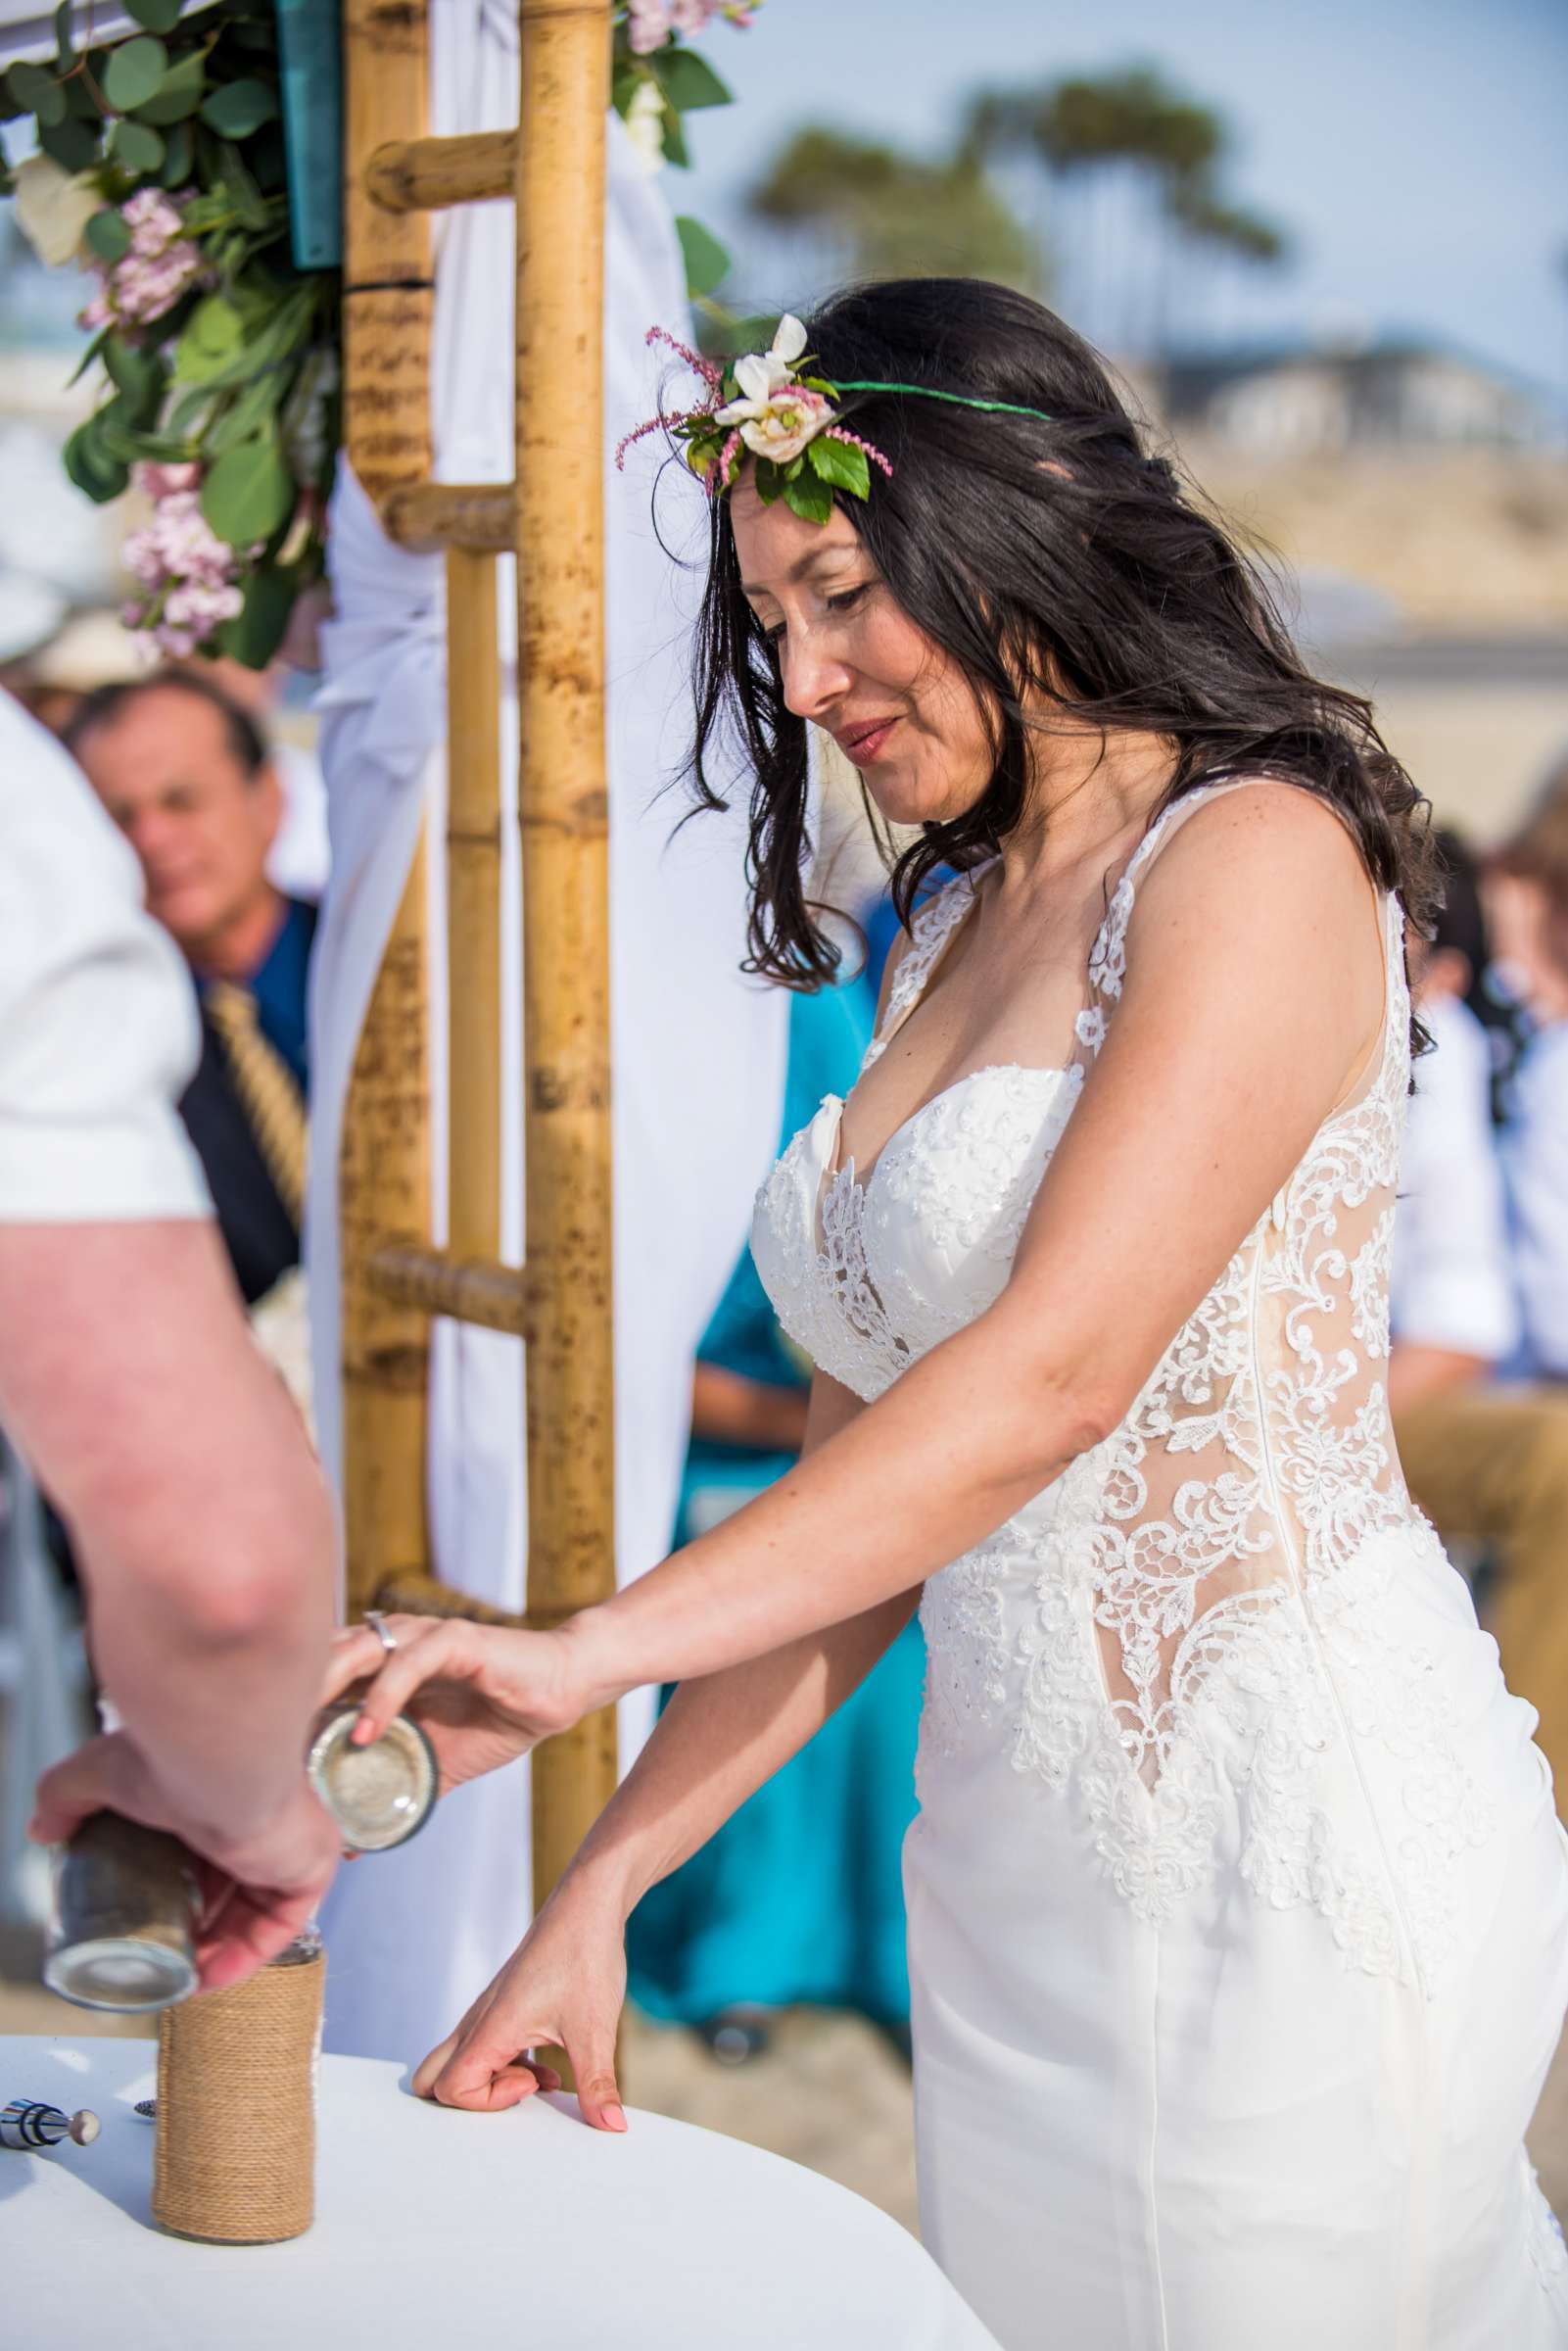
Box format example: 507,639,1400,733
0,686,338,1984
1391,831,1568,1811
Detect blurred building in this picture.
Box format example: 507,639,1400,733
1164,336,1555,456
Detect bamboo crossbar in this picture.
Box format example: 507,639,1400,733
378,481,514,553
365,129,516,213
371,1573,537,1628
370,1573,588,1631
368,1244,536,1337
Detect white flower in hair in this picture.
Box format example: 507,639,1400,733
714,316,831,461
718,313,811,412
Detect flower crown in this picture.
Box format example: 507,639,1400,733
616,313,1054,524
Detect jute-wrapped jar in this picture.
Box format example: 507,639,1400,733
152,1941,324,2243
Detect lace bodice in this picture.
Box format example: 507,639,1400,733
752,777,1488,1989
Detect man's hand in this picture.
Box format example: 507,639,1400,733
31,1733,341,1991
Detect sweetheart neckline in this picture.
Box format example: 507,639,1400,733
819,1059,1080,1199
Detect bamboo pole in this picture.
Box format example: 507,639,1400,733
339,850,432,1614
514,0,618,1914
340,0,435,1616
446,549,504,1264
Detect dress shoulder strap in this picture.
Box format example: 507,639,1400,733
862,863,991,1072
1078,773,1400,1084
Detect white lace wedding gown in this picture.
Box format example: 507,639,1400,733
751,779,1568,2349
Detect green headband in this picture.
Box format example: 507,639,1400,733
830,379,1054,423
619,316,1053,526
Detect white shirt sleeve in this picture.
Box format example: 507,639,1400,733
1391,991,1520,1362
1501,1021,1568,1380
0,689,211,1223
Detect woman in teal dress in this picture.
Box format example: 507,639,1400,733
627,972,925,2054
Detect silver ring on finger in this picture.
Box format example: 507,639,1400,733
363,1609,398,1658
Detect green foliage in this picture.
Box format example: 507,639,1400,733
647,48,732,114
127,0,191,31
39,114,98,171
102,36,169,114
675,216,731,300
218,559,297,668
7,61,66,125
137,53,208,126
805,433,870,498
748,126,1038,292
3,0,749,661
85,208,132,264
110,118,166,172
202,429,295,546
960,62,1291,356
200,78,277,138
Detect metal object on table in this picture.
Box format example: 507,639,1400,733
307,1704,436,1853
1,2097,99,2149
42,1813,200,2014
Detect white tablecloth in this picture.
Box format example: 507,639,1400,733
0,2034,999,2350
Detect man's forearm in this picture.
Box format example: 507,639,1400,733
77,1469,335,1847
0,1221,336,1846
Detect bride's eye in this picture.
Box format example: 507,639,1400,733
828,585,869,617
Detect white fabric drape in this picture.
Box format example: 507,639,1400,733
308,6,784,2060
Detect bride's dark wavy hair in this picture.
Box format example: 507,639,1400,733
683,275,1435,1024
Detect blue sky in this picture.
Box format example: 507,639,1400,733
674,0,1568,389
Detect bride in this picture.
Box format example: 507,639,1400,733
328,278,1568,2349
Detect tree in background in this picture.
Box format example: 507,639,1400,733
963,63,1289,364
743,124,1039,303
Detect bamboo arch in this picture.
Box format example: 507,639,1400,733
338,0,617,1925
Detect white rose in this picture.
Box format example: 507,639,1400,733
737,389,831,463
13,154,103,268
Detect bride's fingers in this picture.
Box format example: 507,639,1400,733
317,1635,380,1708
564,2023,626,2132
348,1619,489,1747
431,2017,556,2111
411,2028,460,2099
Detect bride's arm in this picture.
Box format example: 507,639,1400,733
561,1367,918,1922
557,785,1386,1711
403,1367,918,2119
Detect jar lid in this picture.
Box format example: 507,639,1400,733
43,1936,198,2013
307,1707,437,1853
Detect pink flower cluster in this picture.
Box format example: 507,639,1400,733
121,463,248,657
78,190,204,333
625,0,755,55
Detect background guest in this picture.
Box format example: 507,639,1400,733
629,976,925,2061
1489,756,1568,1383
1392,828,1568,1808
67,671,312,1315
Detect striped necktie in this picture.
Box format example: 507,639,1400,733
204,981,309,1230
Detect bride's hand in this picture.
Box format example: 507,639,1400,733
319,1614,589,1796
412,1875,630,2130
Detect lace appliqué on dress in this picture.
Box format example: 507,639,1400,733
752,780,1494,1989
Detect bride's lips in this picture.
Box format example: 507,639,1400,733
838,716,900,767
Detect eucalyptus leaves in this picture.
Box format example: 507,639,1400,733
2,0,334,665
1,0,752,663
